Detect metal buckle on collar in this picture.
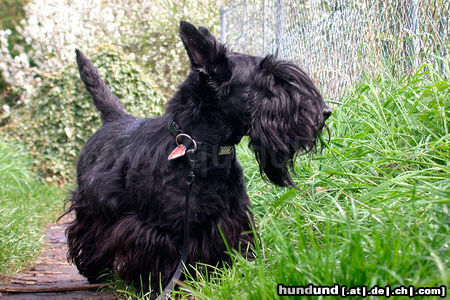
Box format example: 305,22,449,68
218,146,234,155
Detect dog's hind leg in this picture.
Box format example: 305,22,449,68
65,190,115,283
111,214,180,295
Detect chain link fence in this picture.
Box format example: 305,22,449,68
220,0,449,101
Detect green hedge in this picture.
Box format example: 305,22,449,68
5,45,165,184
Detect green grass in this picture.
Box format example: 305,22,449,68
0,138,65,275
160,62,448,299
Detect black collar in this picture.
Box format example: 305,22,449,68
168,120,236,156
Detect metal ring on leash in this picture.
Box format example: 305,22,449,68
176,133,197,153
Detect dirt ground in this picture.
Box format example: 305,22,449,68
0,215,115,300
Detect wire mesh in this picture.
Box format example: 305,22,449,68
221,0,449,100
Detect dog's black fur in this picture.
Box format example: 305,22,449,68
64,21,331,296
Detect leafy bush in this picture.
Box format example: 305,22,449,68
111,0,222,96
0,0,221,116
5,46,164,184
0,0,27,101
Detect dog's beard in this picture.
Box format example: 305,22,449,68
248,98,323,187
245,55,327,187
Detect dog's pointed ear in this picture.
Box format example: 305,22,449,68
179,20,230,80
198,26,216,41
179,21,216,68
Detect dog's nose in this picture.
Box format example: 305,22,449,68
323,106,332,120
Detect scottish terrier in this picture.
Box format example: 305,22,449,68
64,21,331,297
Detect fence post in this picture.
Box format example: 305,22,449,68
262,0,266,55
220,7,226,43
275,0,283,56
407,0,420,69
438,11,447,77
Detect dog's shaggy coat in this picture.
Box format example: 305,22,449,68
64,21,331,297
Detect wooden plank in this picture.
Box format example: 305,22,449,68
0,283,106,293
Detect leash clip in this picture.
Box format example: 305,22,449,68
176,133,199,168
175,133,197,153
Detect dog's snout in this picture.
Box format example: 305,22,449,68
323,106,332,120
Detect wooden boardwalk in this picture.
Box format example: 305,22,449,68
0,216,115,299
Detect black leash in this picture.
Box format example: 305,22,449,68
158,120,237,299
157,168,194,299
158,130,197,299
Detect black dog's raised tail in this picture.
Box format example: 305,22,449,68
75,49,125,122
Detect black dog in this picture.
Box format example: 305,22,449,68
65,21,331,297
